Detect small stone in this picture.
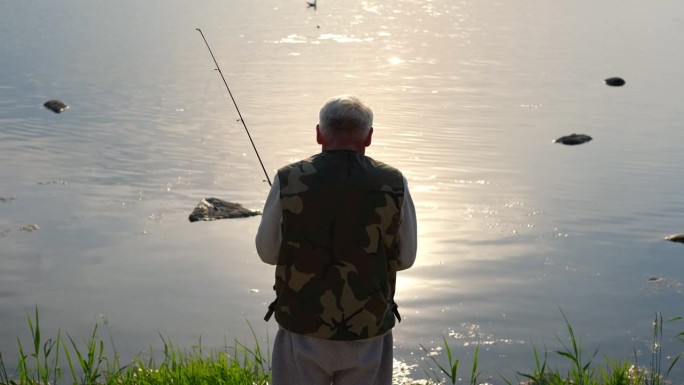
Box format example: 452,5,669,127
43,100,69,113
188,197,261,222
664,233,684,244
19,224,40,232
553,133,592,145
604,77,625,87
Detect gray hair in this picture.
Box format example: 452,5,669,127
318,95,373,142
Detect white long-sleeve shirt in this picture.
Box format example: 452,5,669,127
255,174,417,270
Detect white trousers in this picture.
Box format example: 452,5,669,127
271,328,393,385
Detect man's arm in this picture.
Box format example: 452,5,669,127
255,175,282,265
397,176,417,271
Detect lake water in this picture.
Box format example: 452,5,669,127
1,0,684,383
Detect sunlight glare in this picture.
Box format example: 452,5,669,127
388,56,405,65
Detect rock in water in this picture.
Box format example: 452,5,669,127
604,77,625,87
188,198,261,222
553,133,592,145
44,100,69,113
19,224,40,232
664,233,684,244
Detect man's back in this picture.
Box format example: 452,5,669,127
255,95,417,385
274,150,405,340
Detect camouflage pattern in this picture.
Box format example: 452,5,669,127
272,150,405,340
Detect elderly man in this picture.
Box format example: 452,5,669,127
255,94,417,385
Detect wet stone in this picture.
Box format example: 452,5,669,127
604,77,626,87
553,133,592,145
43,100,69,113
664,233,684,244
647,276,680,289
188,197,261,222
19,224,40,232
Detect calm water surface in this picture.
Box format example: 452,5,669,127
1,0,684,382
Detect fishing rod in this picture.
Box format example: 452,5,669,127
196,28,272,187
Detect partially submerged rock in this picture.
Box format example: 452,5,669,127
553,133,592,145
189,198,261,222
647,276,680,289
664,233,684,244
43,100,69,113
604,77,626,87
19,224,40,232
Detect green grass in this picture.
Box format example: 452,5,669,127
1,309,682,385
502,311,684,385
0,307,271,385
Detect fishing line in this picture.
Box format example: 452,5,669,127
196,28,272,187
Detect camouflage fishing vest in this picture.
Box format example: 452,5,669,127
268,150,405,340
